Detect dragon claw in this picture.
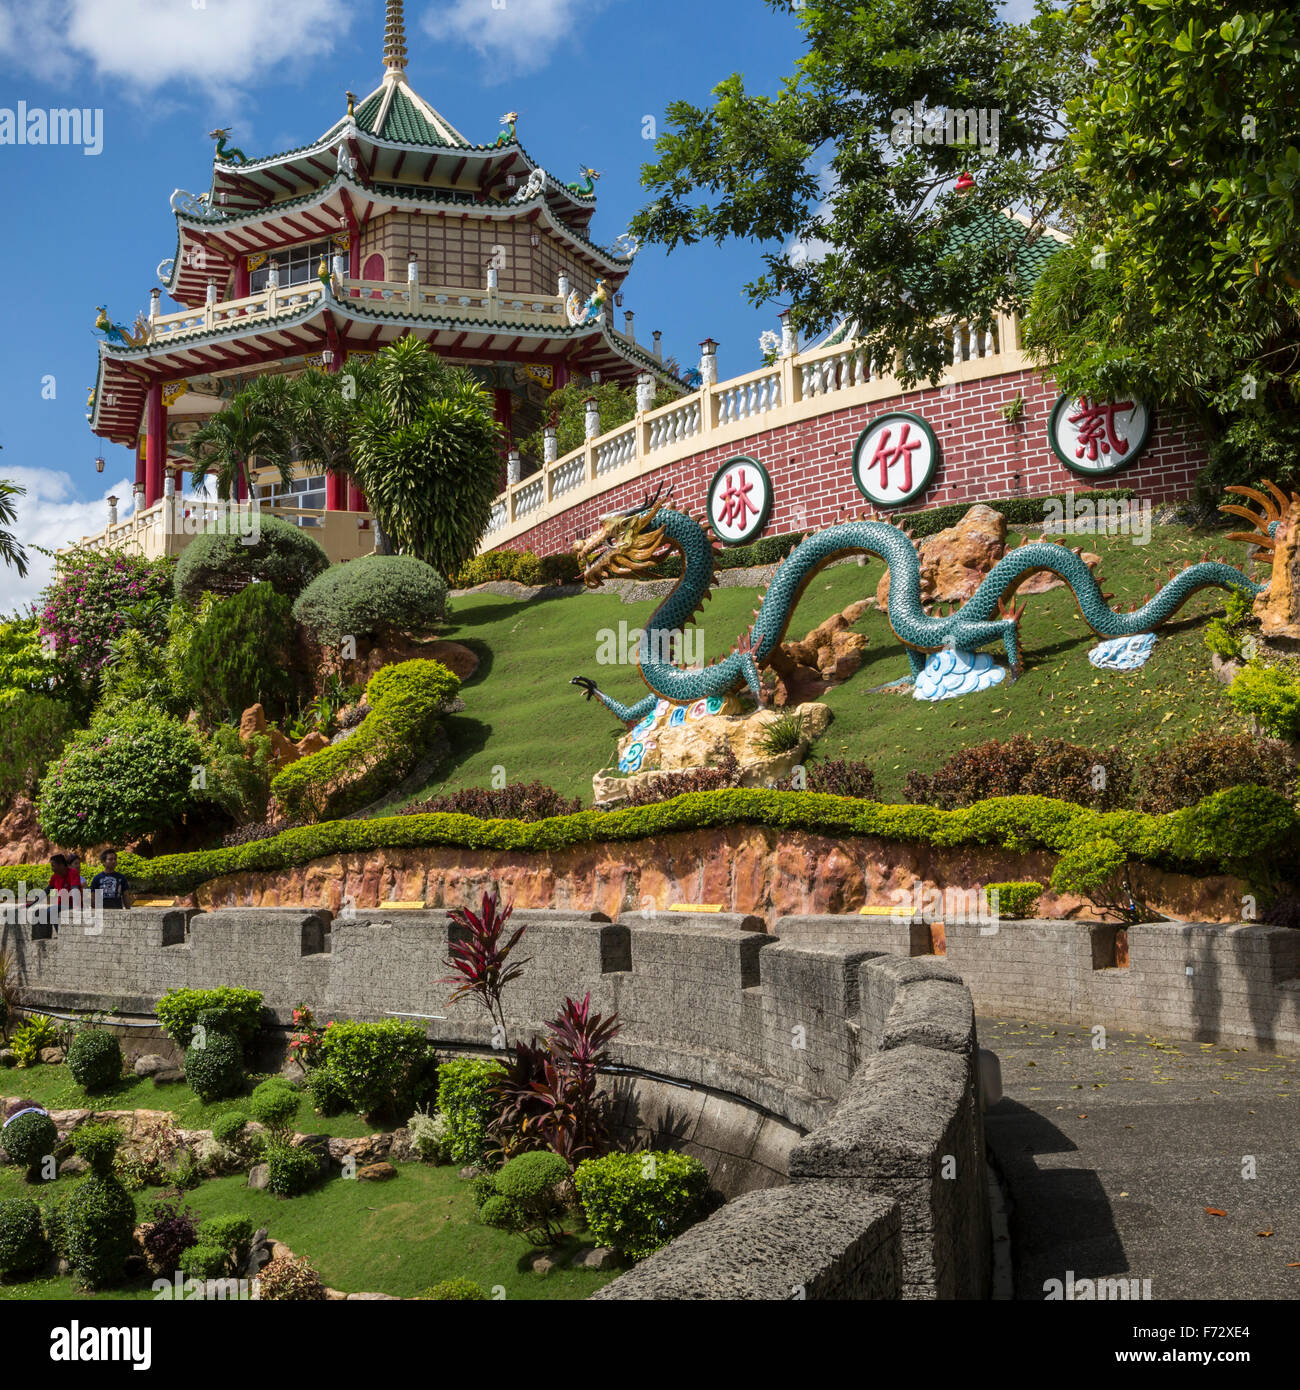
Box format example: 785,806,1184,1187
570,676,599,702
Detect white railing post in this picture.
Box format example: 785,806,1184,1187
408,259,419,310
506,449,521,485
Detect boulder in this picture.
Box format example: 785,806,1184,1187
570,1246,619,1271
133,1053,169,1078
151,1066,185,1086
1254,497,1300,639
58,1154,90,1177
247,1163,270,1190
268,729,300,768
356,1161,397,1182
770,599,871,706
877,504,1006,607
0,1050,15,1068
296,732,330,757
0,796,53,867
238,704,267,740
346,1291,401,1300
38,1047,65,1065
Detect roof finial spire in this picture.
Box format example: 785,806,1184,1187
383,0,407,78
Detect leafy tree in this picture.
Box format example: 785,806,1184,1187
182,584,301,724
0,480,28,577
1025,1,1300,495
517,380,682,463
630,0,1087,385
349,338,502,573
39,549,173,680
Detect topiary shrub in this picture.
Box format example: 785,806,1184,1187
182,583,303,724
248,1079,299,1140
173,514,329,603
196,1214,255,1266
269,659,460,822
985,882,1043,920
178,1242,229,1279
477,1150,570,1244
211,1112,248,1148
435,1057,505,1167
66,1030,123,1093
63,1126,135,1287
36,711,202,849
317,1019,432,1119
0,1197,48,1276
1050,836,1154,924
1137,733,1296,813
293,554,449,645
183,1032,245,1103
264,1142,323,1198
2,1109,57,1182
421,1277,489,1300
1167,785,1300,880
155,988,264,1051
573,1150,709,1261
256,1251,326,1300
402,781,582,821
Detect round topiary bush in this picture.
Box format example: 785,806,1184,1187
0,1197,49,1276
573,1150,710,1261
249,1079,299,1138
173,513,329,603
2,1109,57,1181
66,1030,123,1093
184,1032,245,1103
256,1251,326,1300
211,1112,249,1147
292,554,449,645
36,712,203,849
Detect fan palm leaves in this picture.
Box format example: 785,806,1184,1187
178,372,295,499
0,479,29,578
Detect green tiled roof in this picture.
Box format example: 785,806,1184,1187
943,210,1065,290
353,82,469,147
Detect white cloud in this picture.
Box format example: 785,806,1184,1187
1,468,136,615
422,0,607,78
0,0,352,96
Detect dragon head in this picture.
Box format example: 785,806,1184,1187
209,128,231,141
574,482,670,588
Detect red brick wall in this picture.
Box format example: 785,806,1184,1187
491,368,1208,556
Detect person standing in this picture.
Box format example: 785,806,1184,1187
89,850,132,910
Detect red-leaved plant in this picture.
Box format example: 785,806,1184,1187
441,890,529,1044
491,993,620,1163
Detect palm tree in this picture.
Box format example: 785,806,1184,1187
0,479,28,578
179,373,295,499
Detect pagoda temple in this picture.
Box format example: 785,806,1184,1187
86,0,677,537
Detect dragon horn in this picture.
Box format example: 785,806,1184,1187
1219,503,1272,532
1223,484,1279,521
1226,530,1276,549
1261,479,1290,512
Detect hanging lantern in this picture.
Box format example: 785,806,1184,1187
95,456,106,474
954,171,975,195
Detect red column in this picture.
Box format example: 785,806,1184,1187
553,360,569,391
494,387,513,450
135,438,146,490
234,257,249,300
326,473,347,510
349,238,360,281
236,465,249,502
347,481,366,512
144,382,166,507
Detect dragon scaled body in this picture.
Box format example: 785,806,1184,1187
569,484,1269,725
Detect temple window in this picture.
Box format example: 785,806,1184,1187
251,239,335,291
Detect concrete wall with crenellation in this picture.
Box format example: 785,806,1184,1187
1,903,990,1301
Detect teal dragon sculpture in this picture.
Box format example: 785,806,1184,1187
209,128,248,165
569,482,1274,724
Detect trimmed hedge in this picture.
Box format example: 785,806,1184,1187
269,659,460,822
173,513,329,602
66,1030,123,1092
1,784,1289,905
293,554,449,645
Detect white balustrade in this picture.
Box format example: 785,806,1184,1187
594,426,636,476
550,455,588,498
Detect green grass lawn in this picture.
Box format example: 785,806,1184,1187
0,1156,617,1301
398,524,1255,806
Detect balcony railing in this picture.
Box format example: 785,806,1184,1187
141,276,571,346
480,311,1029,549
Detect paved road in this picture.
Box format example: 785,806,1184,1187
980,1017,1300,1300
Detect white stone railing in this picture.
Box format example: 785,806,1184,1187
482,311,1030,548
143,277,570,345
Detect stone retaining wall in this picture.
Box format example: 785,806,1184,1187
776,915,1300,1050
2,904,989,1300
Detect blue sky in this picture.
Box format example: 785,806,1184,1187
0,0,1034,609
